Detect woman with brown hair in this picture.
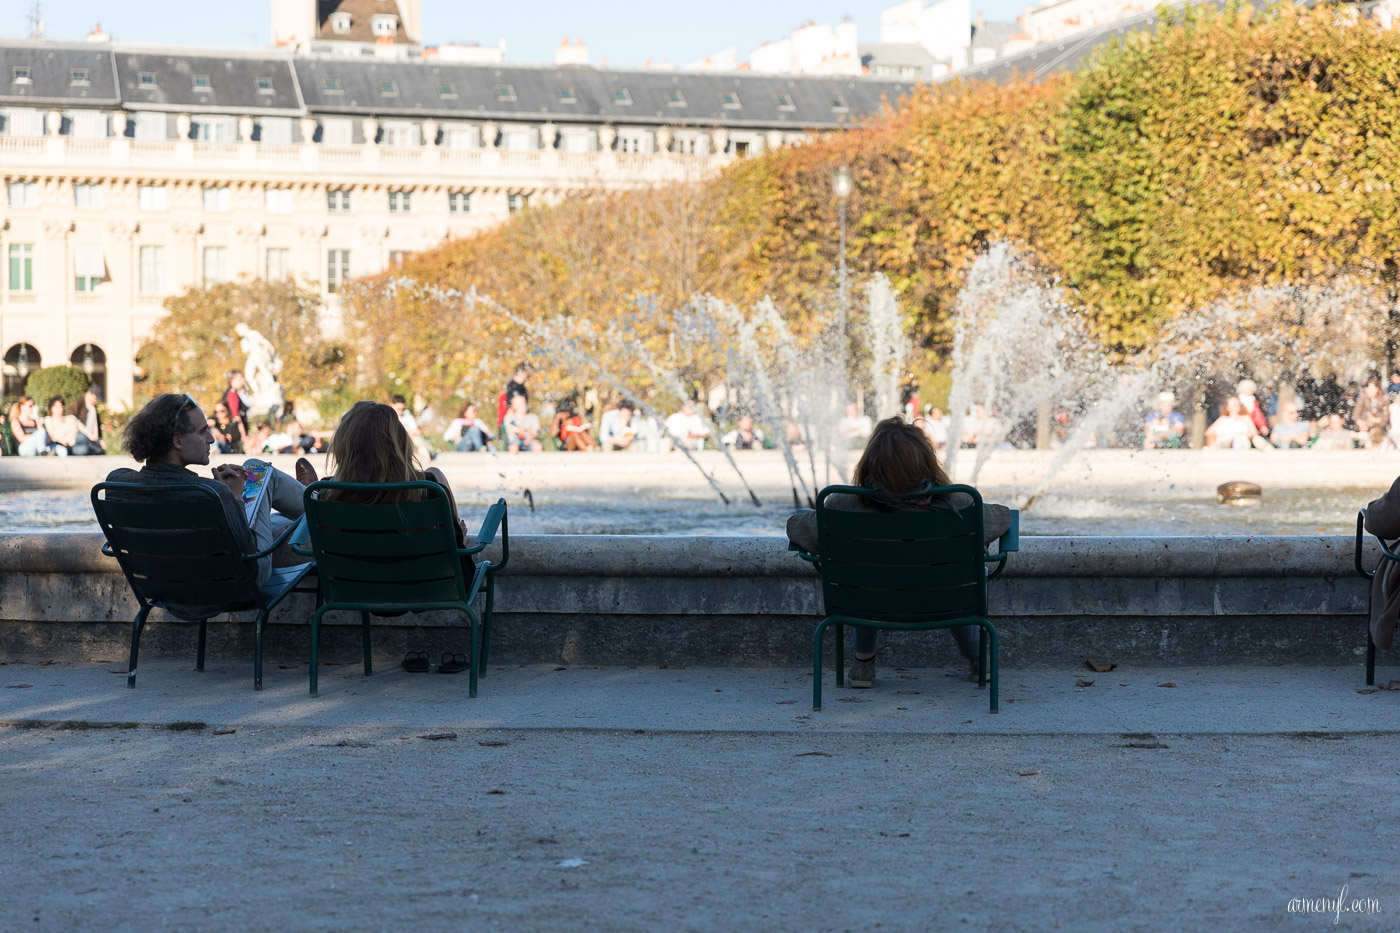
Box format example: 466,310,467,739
786,416,1011,689
319,401,473,673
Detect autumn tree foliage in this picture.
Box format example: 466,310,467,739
343,2,1400,411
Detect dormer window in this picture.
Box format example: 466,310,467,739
139,71,156,86
11,67,31,85
828,95,849,112
192,74,212,90
610,88,632,105
379,80,399,97
493,84,516,102
255,76,274,93
331,12,351,34
322,77,343,94
371,14,398,36
720,91,742,109
70,69,90,86
438,82,457,99
556,86,577,103
665,89,686,107
774,92,795,111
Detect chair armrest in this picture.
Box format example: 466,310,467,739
250,515,304,560
464,557,492,603
289,514,315,558
1356,511,1374,579
787,542,821,564
101,541,116,558
984,512,1018,579
462,499,505,555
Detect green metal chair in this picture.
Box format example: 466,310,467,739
791,484,1019,712
293,481,508,697
92,482,317,691
1354,509,1400,685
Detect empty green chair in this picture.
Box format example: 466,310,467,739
792,484,1018,712
293,481,508,697
92,482,317,690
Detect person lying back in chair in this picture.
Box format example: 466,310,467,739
786,416,1011,690
105,393,315,618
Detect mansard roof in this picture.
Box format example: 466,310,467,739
0,40,910,129
0,45,120,106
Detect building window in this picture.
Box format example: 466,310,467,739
381,122,419,147
255,76,274,93
192,74,212,90
379,80,398,97
202,186,230,212
326,249,350,292
674,131,708,156
448,191,471,214
493,84,516,102
7,182,37,209
11,67,31,85
138,185,167,211
388,190,412,214
774,92,795,111
258,116,293,144
266,247,290,282
192,116,233,142
321,118,353,145
8,245,33,292
327,188,351,212
665,89,686,107
74,183,104,209
202,247,229,286
74,244,105,292
501,127,538,151
265,188,292,213
139,246,165,294
556,86,576,103
331,12,351,33
70,68,90,86
371,14,398,36
828,95,848,112
133,112,167,140
733,140,750,157
4,108,43,137
618,129,654,154
322,77,343,94
388,250,409,269
507,193,528,213
438,82,457,99
69,111,108,138
720,91,742,109
559,128,595,153
610,88,632,105
138,71,156,86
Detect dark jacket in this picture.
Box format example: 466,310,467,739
787,490,1012,556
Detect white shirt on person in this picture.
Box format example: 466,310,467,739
665,412,708,448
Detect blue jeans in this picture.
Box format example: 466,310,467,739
454,426,490,452
72,435,105,456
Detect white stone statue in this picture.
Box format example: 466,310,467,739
234,322,285,422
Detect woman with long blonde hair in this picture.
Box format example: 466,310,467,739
787,416,1011,689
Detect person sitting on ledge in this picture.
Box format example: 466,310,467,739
104,393,315,601
599,402,639,452
8,396,46,457
786,417,1011,690
721,413,766,450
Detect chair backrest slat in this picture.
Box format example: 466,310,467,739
302,480,468,609
814,484,989,625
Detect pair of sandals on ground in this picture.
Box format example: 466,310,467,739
401,651,470,675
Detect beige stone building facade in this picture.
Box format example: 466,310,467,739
0,35,908,407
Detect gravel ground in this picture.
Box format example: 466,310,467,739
2,723,1396,932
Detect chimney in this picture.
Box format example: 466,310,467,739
976,10,986,29
555,37,589,66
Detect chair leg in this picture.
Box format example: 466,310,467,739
479,575,495,677
127,606,151,689
978,627,987,689
835,623,845,687
980,621,999,713
254,610,269,691
1367,628,1376,687
812,617,832,711
310,606,327,697
361,611,373,676
196,619,208,672
468,608,482,698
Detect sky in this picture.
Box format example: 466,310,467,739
5,0,1028,68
